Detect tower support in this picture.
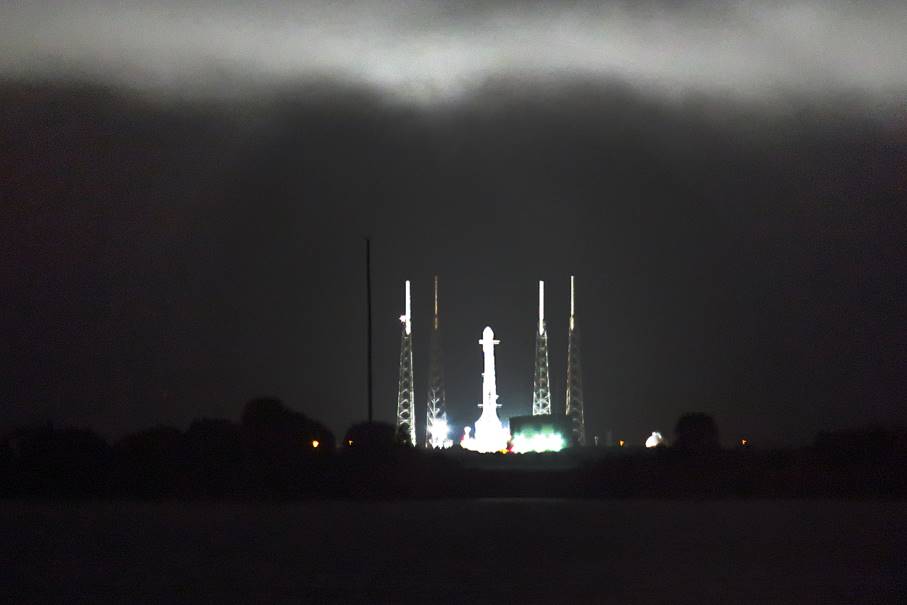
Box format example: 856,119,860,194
396,280,416,445
565,275,586,445
425,276,449,448
532,280,552,415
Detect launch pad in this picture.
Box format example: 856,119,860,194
394,276,588,453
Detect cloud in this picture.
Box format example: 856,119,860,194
1,1,906,107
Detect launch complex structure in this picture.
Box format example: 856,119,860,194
394,276,586,452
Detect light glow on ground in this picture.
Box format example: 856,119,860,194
461,426,510,453
510,431,565,453
428,418,453,449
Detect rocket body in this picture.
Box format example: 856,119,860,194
479,326,500,420
473,326,507,450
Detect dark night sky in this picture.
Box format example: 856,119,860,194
2,1,906,446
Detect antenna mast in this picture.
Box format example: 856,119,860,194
395,280,416,444
365,239,373,422
532,280,552,415
426,276,449,448
565,275,586,444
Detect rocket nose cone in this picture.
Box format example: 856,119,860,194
483,326,494,339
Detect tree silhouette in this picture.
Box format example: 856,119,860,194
395,424,414,447
674,413,720,451
241,397,334,494
185,418,242,496
343,422,397,451
12,424,112,496
115,425,186,497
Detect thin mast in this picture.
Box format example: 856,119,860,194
366,238,373,423
538,280,545,335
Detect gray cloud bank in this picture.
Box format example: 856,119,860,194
2,1,906,106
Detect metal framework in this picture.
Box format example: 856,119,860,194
565,275,586,445
425,276,449,448
396,280,416,445
532,280,552,415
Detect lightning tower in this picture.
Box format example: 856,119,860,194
532,280,552,415
395,280,416,445
425,276,449,448
565,275,586,445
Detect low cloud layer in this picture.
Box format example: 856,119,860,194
2,1,907,106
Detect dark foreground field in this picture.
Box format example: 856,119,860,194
3,499,904,603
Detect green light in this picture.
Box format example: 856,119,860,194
511,430,565,453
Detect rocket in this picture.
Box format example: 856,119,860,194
473,326,507,449
479,326,501,416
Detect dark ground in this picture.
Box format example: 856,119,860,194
3,499,904,603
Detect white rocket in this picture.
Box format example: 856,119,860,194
469,326,509,452
479,326,501,418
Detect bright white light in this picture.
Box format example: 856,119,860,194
511,432,565,453
645,431,664,448
6,3,907,108
462,326,509,452
401,279,412,335
461,427,510,453
569,275,575,331
570,275,575,317
538,281,545,335
428,418,451,449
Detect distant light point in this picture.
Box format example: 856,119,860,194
645,431,665,448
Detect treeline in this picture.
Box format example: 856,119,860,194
0,397,466,499
1,398,335,498
1,403,905,499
